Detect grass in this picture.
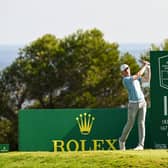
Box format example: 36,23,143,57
0,150,168,168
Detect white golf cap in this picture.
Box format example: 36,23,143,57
120,64,129,72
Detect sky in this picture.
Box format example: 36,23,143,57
0,0,168,45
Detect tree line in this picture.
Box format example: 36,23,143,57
0,28,168,150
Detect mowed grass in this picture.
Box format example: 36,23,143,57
0,150,168,168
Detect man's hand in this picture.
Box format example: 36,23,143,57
141,60,150,65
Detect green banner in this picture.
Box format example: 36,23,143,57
19,108,152,151
150,51,168,149
0,144,9,152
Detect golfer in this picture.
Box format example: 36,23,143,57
119,61,150,150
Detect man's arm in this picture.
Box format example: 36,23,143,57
142,65,151,83
132,62,149,80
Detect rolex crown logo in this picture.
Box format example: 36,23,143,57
76,113,95,135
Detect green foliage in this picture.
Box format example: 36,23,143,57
141,38,168,62
58,29,122,107
0,72,18,149
18,34,61,107
5,29,127,108
151,38,168,50
0,119,12,143
162,39,168,50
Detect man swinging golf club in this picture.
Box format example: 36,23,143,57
119,60,150,151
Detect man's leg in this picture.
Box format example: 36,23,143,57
137,101,147,148
119,103,138,149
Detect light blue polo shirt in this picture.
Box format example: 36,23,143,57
123,76,145,103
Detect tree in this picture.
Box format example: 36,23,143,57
18,34,62,108
9,29,139,108
14,29,129,108
0,70,19,149
151,38,168,50
52,29,124,107
0,119,12,144
141,38,168,61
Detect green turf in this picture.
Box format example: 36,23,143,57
0,150,167,168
